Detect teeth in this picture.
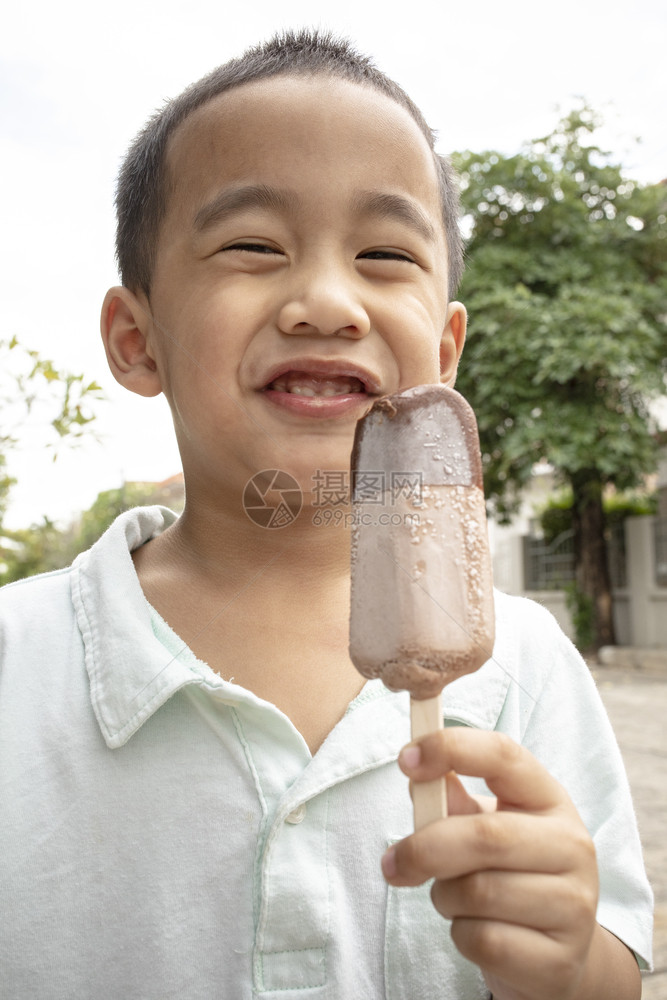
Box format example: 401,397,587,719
290,385,317,397
268,373,365,396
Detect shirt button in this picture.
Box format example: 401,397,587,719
285,803,307,825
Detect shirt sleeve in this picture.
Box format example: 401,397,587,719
509,607,654,970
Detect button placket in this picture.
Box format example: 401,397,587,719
254,793,329,993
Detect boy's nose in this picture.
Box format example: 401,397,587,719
276,269,371,340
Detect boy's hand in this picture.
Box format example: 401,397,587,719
381,728,640,1000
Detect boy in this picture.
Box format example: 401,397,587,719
0,29,652,999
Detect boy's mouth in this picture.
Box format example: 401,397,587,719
267,372,366,397
260,362,380,418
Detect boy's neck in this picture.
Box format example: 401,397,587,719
167,497,354,586
131,500,363,753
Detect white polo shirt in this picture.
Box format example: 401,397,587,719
0,507,653,998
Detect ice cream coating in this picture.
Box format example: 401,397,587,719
350,384,484,494
349,385,495,699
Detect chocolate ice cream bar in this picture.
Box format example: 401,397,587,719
349,385,495,827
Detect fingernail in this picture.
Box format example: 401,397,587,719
399,745,422,771
381,846,397,879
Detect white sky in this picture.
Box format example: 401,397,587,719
2,0,666,529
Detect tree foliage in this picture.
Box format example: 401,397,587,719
0,336,105,582
539,489,657,546
453,105,667,647
0,482,185,586
0,336,104,522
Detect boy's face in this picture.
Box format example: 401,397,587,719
127,75,465,499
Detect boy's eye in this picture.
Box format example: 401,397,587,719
221,242,283,255
358,249,415,263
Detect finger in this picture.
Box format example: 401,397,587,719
449,917,587,998
399,728,569,813
430,870,597,934
383,811,590,886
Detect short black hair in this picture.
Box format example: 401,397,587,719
115,29,463,297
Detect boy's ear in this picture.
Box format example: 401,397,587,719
439,301,467,387
101,286,163,397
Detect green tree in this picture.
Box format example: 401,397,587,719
453,106,667,650
0,517,79,585
0,336,104,543
0,482,184,586
0,337,104,498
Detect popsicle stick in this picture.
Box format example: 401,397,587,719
410,693,447,830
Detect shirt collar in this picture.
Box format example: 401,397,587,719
443,651,511,730
71,506,202,748
71,506,510,749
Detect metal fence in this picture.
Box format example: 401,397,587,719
523,530,575,591
523,524,628,591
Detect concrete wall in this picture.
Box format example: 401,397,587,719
623,516,667,647
492,515,667,648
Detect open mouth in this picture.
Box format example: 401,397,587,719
260,362,381,417
266,371,367,397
